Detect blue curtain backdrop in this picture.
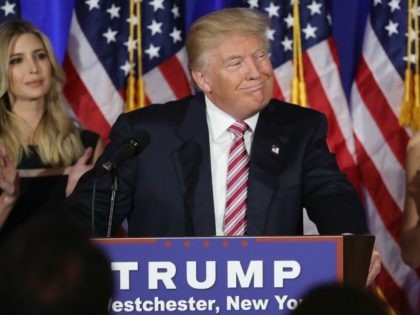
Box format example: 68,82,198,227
20,0,75,64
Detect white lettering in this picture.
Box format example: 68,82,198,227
110,297,217,312
227,260,263,288
148,262,177,289
274,295,302,310
274,260,301,287
226,295,269,310
186,261,216,289
111,262,138,290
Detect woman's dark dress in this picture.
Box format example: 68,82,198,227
0,130,99,237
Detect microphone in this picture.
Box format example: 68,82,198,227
96,129,150,176
91,129,150,237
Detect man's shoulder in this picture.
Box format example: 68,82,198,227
129,95,196,118
265,99,325,121
118,94,203,128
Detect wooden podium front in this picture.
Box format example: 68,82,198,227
95,235,374,314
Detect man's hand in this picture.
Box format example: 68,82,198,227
366,249,381,286
407,170,420,217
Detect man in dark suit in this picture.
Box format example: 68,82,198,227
65,7,367,238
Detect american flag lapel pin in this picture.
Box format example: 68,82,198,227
271,145,280,155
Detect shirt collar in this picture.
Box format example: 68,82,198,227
205,95,259,141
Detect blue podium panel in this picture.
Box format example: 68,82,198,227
96,236,343,314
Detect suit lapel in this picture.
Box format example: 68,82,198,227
172,95,216,236
247,101,289,235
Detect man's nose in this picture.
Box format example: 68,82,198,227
245,58,262,80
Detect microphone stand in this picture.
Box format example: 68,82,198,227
106,168,119,238
90,175,99,236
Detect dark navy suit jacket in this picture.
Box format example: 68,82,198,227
65,94,367,237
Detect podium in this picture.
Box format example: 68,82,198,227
95,235,374,314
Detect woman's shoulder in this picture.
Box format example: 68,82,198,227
79,129,100,148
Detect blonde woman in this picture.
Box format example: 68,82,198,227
0,20,104,235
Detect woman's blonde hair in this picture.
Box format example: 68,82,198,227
0,20,84,166
185,8,270,72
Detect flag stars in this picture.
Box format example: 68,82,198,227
124,38,138,51
126,15,138,26
169,27,182,43
85,0,100,11
284,13,294,28
149,0,165,12
281,36,293,51
147,19,163,36
410,5,420,17
144,43,161,60
0,0,16,16
266,28,275,41
120,61,133,76
307,0,322,16
103,27,117,44
106,4,121,19
326,14,332,25
373,0,382,5
247,0,259,9
265,2,280,18
406,27,418,42
384,20,398,36
403,54,417,65
388,0,400,12
302,23,317,39
171,4,180,19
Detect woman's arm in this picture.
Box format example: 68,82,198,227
0,148,19,229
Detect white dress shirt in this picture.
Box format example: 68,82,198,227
205,96,259,236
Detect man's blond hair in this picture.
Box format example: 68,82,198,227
185,8,270,72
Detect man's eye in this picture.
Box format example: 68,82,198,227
256,52,267,60
226,61,241,70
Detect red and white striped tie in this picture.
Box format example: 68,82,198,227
223,121,249,236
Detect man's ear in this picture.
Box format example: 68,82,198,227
191,69,211,93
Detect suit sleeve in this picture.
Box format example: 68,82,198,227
302,114,368,234
62,113,138,236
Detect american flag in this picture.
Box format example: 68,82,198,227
1,0,418,313
351,0,419,312
64,0,192,140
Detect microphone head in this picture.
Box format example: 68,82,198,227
97,129,150,175
129,129,150,156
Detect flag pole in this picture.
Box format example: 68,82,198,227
136,0,145,109
125,0,136,112
291,0,307,107
399,0,416,129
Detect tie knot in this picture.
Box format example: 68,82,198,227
229,121,248,138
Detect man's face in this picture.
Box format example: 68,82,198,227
193,34,274,120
